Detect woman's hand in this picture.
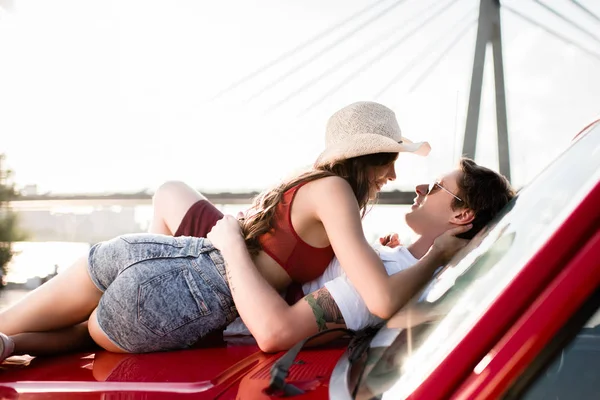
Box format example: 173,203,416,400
429,224,472,265
207,215,245,253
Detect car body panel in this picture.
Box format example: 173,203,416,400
0,339,348,399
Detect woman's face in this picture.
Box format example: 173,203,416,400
368,161,397,199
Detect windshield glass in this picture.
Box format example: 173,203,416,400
354,123,600,400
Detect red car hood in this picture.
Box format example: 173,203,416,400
0,337,347,399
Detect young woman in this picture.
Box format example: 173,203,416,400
0,101,436,357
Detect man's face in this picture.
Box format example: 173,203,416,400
405,169,464,238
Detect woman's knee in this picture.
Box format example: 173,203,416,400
152,181,206,233
153,181,206,207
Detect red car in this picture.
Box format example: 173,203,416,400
1,120,599,399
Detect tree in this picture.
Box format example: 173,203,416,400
0,154,25,282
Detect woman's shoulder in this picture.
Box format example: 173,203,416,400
302,175,352,192
300,175,359,209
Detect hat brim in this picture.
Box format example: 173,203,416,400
315,133,431,167
400,136,431,156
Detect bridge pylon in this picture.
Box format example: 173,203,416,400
463,0,511,181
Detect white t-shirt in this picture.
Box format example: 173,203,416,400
223,246,419,335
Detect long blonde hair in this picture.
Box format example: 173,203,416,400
240,152,398,254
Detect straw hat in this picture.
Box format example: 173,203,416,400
315,101,431,167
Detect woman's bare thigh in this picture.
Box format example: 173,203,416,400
88,308,128,353
151,181,207,234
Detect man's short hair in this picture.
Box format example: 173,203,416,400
453,158,516,239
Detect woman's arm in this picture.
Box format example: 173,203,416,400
208,217,347,352
309,177,469,319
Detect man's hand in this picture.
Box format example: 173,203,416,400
430,224,472,265
379,233,401,248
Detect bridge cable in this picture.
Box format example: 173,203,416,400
373,7,477,99
209,0,392,100
503,3,600,62
408,18,477,93
244,0,412,103
300,0,463,115
569,0,600,24
532,0,600,45
265,0,443,112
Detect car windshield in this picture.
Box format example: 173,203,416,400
353,123,600,400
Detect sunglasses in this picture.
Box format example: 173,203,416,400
427,181,463,202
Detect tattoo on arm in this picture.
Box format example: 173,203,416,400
225,262,235,293
304,289,345,332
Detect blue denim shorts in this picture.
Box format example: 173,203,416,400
87,233,237,353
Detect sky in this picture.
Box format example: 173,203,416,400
0,0,599,194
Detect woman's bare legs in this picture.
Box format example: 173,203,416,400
0,256,102,360
0,182,203,360
0,256,101,336
149,181,206,235
10,322,96,356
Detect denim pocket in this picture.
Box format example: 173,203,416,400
138,267,211,337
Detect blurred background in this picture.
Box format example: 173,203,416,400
0,0,599,306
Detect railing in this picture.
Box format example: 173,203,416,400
9,190,416,208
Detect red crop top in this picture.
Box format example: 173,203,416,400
257,182,334,284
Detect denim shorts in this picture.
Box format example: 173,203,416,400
87,233,238,353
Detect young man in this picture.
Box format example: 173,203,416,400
158,158,515,352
